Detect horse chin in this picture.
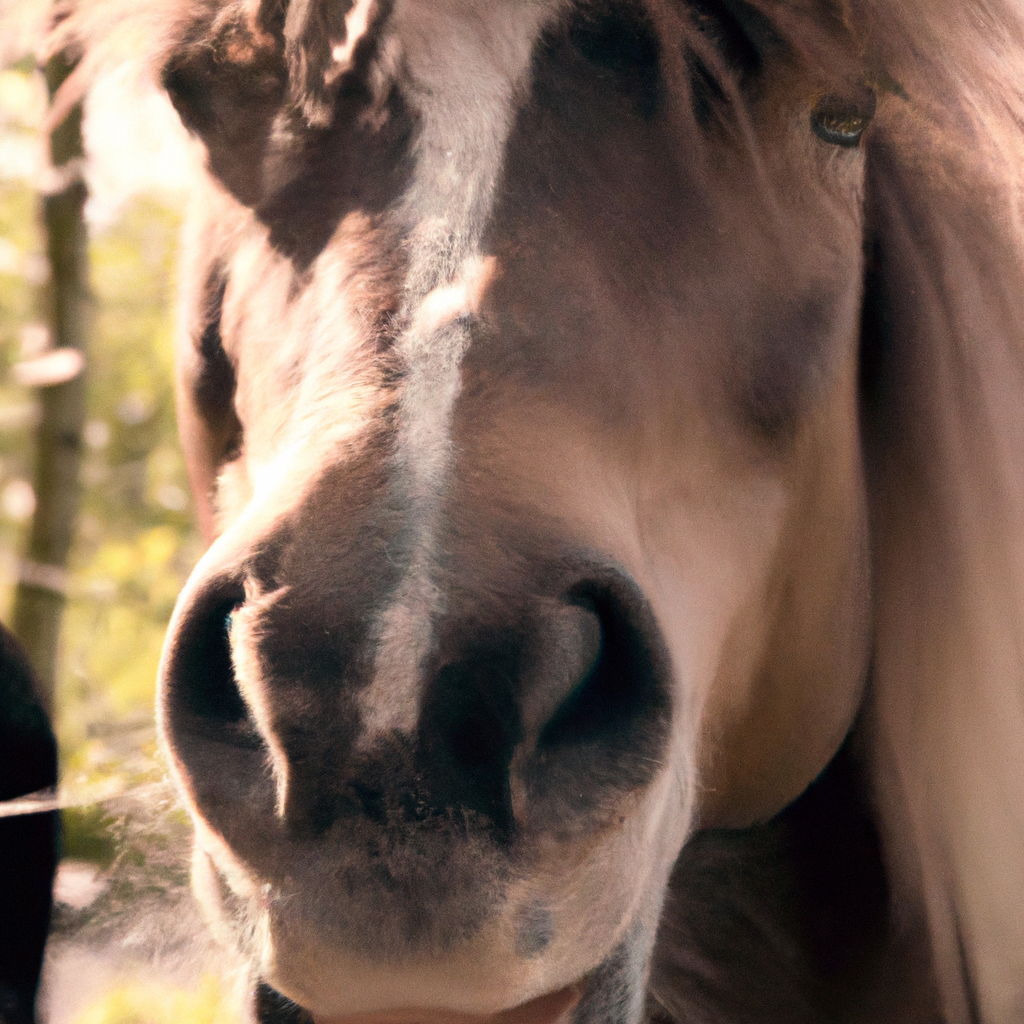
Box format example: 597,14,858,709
189,840,605,1020
206,877,639,1020
307,985,584,1024
188,788,677,1021
263,944,578,1023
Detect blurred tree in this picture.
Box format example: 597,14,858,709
0,22,226,1018
11,50,89,713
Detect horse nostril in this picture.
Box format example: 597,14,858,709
163,582,257,743
419,653,523,834
539,586,659,748
516,576,673,829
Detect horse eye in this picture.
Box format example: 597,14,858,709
810,90,876,148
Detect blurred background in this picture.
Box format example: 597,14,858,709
1,1,245,1019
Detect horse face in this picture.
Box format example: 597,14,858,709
158,0,875,1017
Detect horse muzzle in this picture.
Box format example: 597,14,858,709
159,530,687,1023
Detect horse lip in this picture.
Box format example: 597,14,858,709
309,982,584,1024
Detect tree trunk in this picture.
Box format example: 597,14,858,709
11,52,90,717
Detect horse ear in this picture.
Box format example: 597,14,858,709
860,61,1024,1022
162,5,288,205
283,0,381,127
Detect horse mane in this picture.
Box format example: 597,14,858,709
856,39,1024,1024
850,5,1024,1023
50,1,1024,1021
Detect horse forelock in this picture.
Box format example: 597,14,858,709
56,0,1024,169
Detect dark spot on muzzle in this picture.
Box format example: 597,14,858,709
515,902,556,957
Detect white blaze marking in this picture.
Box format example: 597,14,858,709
358,0,563,741
328,0,377,80
411,255,497,337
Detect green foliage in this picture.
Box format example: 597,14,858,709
0,58,205,752
54,194,203,780
61,805,118,867
0,40,240,1018
1,59,202,752
0,65,48,570
72,975,239,1024
0,177,43,580
1,57,208,983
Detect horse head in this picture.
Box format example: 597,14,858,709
59,0,1024,1020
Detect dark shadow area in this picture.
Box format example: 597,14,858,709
0,623,59,1024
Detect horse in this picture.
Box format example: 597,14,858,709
0,624,58,1024
53,0,1024,1020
